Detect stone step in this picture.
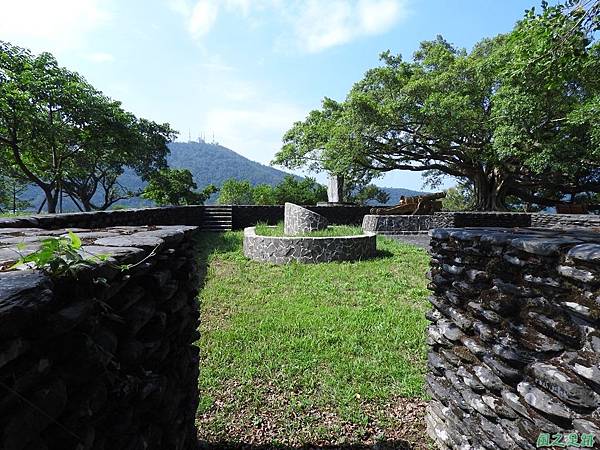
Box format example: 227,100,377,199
203,218,232,223
203,213,232,218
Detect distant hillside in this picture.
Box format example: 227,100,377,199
22,141,298,210
21,141,423,210
168,141,297,187
379,187,425,205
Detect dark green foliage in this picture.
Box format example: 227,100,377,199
251,184,277,205
273,98,383,202
273,176,327,205
288,2,599,210
217,175,327,206
141,168,218,206
442,185,474,211
0,174,30,213
217,179,254,205
0,41,176,213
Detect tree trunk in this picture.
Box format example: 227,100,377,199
44,189,58,214
82,200,93,212
472,170,510,211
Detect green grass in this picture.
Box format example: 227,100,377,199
254,221,364,237
196,231,431,445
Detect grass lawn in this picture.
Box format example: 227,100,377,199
254,222,364,237
196,231,431,448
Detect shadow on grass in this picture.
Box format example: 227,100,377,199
373,248,394,260
198,440,419,450
195,231,242,261
193,231,243,288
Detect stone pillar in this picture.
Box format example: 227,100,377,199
327,174,344,203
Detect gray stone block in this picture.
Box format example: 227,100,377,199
283,203,328,236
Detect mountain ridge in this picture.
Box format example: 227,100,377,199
21,141,423,210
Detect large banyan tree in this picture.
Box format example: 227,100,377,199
0,41,176,213
332,2,600,210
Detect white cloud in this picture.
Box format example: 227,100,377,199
291,0,408,53
0,0,111,53
169,0,407,51
188,0,219,38
87,52,115,63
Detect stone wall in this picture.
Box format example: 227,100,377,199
0,225,202,450
0,206,207,230
362,214,435,234
243,227,376,264
433,212,600,230
284,203,328,236
231,205,375,229
433,212,533,229
531,213,600,229
426,227,600,450
2,207,598,233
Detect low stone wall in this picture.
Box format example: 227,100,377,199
4,206,597,234
0,225,202,450
243,227,376,264
362,214,435,234
0,206,207,230
231,205,376,229
433,212,533,229
426,227,600,450
531,213,600,229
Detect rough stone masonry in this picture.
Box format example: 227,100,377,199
283,202,328,236
426,227,600,450
0,225,202,450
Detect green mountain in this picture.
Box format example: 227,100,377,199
167,140,296,187
21,141,423,211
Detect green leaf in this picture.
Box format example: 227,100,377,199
67,230,81,249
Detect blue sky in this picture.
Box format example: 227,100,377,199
1,0,550,191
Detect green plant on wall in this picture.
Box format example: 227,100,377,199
11,230,160,279
11,231,109,277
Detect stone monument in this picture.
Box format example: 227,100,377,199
327,174,344,204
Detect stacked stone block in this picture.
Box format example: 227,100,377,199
531,213,600,229
284,203,328,236
362,214,434,234
0,225,202,450
426,227,600,450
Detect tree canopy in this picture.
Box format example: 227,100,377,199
278,2,600,210
216,176,328,205
141,168,218,206
0,41,176,213
273,98,383,203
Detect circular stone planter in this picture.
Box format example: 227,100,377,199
243,227,377,264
